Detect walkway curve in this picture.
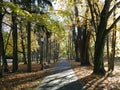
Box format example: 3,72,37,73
35,59,84,90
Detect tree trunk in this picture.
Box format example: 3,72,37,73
48,39,51,63
36,51,39,63
0,4,3,77
107,35,110,70
80,6,91,66
27,22,31,72
80,28,91,66
25,0,32,72
73,0,81,62
108,0,117,71
12,11,18,72
40,39,44,70
69,32,72,60
54,40,57,62
0,22,9,72
73,27,80,62
108,30,116,71
93,33,106,75
21,37,27,64
87,0,119,75
46,36,48,62
20,22,27,64
88,0,112,75
0,1,9,74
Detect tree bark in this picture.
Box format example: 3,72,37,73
21,36,27,64
48,39,51,63
87,0,112,75
40,37,44,70
0,0,9,74
73,0,81,62
46,34,48,63
107,35,110,69
93,32,106,75
80,27,91,66
20,22,27,64
80,5,91,66
109,30,116,71
108,0,117,71
24,0,32,72
12,11,18,72
0,4,3,77
72,26,80,62
27,22,31,72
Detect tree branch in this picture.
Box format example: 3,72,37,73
106,15,120,33
94,3,101,16
108,1,120,18
2,21,12,28
87,0,97,32
93,4,99,17
2,21,20,31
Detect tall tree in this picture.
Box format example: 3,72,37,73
21,0,32,72
36,0,52,69
87,0,120,75
73,0,91,65
45,28,51,63
0,0,9,75
73,0,81,62
40,34,44,70
27,21,31,72
79,5,91,66
0,0,4,77
12,0,18,72
20,20,27,64
108,0,117,71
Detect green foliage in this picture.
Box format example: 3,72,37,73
1,2,66,37
57,10,71,17
1,0,70,62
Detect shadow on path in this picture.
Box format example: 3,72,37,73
35,59,84,90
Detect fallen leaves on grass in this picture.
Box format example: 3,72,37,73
70,60,120,90
0,62,55,90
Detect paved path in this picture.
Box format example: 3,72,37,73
35,59,84,90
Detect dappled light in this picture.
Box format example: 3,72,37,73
35,60,83,90
0,62,56,89
0,0,120,90
72,60,120,90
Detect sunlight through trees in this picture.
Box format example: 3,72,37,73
0,0,120,89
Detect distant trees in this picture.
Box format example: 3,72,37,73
108,0,117,72
79,6,91,66
73,0,80,62
71,0,91,65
